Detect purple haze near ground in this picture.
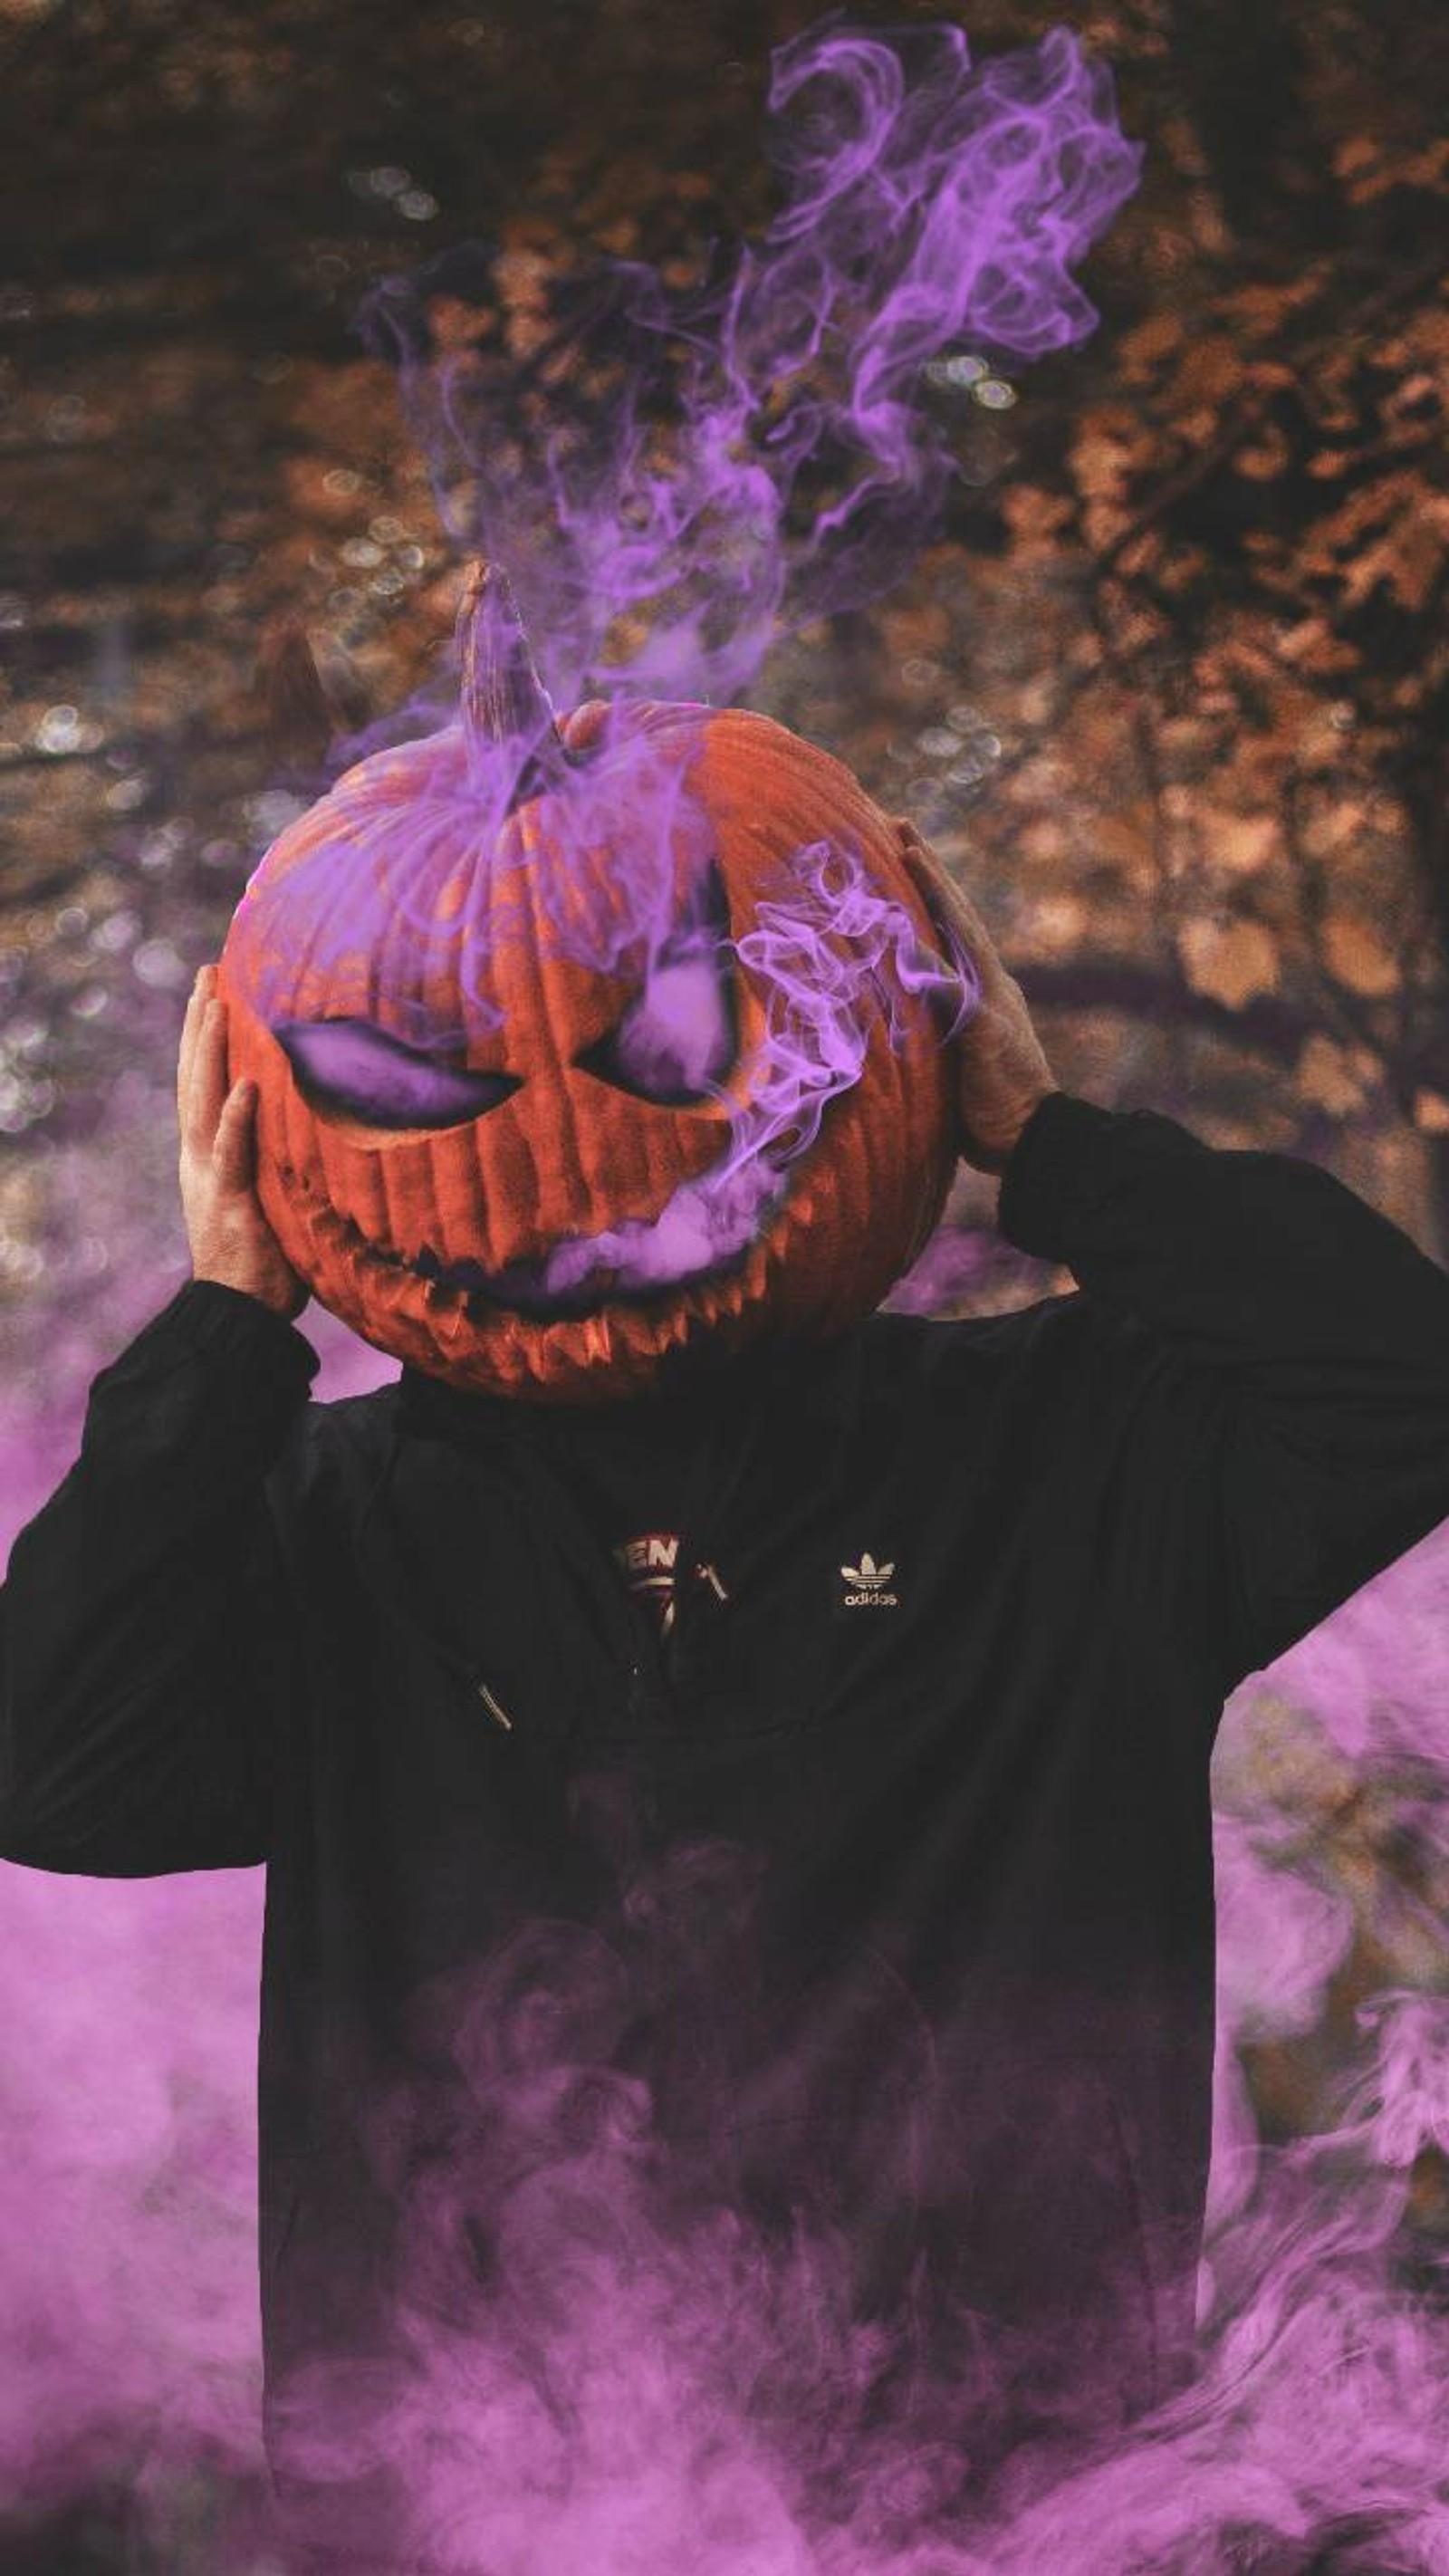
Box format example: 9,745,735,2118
5,11,1449,2571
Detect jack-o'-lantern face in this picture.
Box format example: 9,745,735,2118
218,565,971,1403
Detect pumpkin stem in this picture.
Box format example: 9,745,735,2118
456,557,582,802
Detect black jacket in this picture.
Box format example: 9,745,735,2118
5,1089,1449,2571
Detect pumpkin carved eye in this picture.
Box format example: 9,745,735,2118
274,1018,523,1130
576,854,738,1110
577,942,738,1109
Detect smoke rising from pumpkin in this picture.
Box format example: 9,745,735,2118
357,17,1143,710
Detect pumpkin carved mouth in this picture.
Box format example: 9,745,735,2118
302,1186,761,1322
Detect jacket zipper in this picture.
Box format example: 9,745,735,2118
659,1560,728,1640
475,1678,515,1733
474,1562,728,1734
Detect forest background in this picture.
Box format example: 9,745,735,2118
1,0,1447,2565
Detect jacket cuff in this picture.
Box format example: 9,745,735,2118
995,1090,1123,1264
78,1278,321,1495
149,1277,320,1393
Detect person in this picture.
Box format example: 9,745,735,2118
5,832,1449,2574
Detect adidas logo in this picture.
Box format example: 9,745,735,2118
839,1550,899,1609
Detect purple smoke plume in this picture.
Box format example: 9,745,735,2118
356,15,1144,716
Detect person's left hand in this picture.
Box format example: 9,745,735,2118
894,817,1060,1178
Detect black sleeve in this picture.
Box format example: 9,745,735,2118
0,1279,320,1876
996,1090,1449,1691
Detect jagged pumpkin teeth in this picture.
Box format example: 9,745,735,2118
217,556,960,1403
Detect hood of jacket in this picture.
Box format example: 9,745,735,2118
350,1320,868,1742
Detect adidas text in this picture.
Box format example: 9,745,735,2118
839,1550,899,1609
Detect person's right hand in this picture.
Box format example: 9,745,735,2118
178,963,309,1321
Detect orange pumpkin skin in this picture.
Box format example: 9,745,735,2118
218,701,959,1404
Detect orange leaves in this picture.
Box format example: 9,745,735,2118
1164,334,1241,409
1176,914,1282,1008
1200,812,1281,879
425,297,499,357
1296,1034,1379,1115
999,485,1077,556
1272,617,1360,677
1072,413,1156,500
1300,472,1449,615
1233,426,1295,481
1115,312,1187,382
1333,131,1449,203
1319,912,1399,997
879,600,953,661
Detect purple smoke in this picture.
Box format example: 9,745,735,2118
355,19,1142,718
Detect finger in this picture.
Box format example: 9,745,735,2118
177,987,201,1134
188,996,232,1156
177,969,212,1111
898,831,975,930
897,841,964,959
211,1080,256,1193
892,853,973,1019
177,966,219,1138
899,843,1006,987
897,852,999,1039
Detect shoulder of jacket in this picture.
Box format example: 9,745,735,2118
864,1295,1156,1449
861,1291,1085,1379
266,1378,402,1504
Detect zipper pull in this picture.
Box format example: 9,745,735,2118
475,1678,515,1733
696,1562,728,1602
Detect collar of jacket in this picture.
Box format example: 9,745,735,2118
360,1322,865,1741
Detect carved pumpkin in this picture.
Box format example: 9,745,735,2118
218,563,970,1403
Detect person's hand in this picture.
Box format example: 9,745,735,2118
894,818,1060,1178
178,964,309,1320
